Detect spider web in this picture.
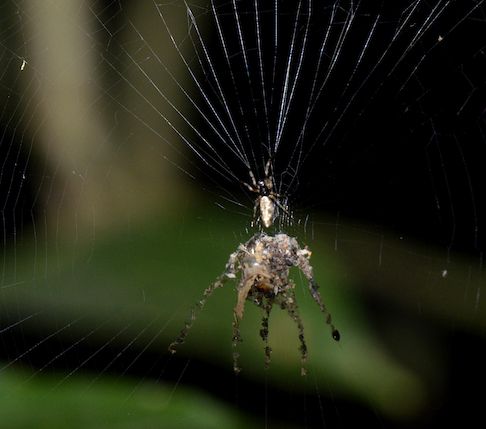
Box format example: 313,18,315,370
1,1,486,428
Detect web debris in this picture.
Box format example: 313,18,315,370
169,232,339,375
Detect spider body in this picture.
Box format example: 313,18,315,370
169,232,339,375
241,157,289,228
259,196,275,228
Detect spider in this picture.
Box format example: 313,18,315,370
169,232,339,375
241,156,290,228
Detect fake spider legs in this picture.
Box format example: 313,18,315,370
169,233,339,375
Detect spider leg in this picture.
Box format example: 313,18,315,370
309,278,340,340
258,299,274,370
264,154,275,178
259,300,273,343
240,179,262,227
249,169,258,188
245,288,276,371
298,257,340,341
251,197,262,227
270,194,291,218
240,179,258,193
232,313,242,373
277,284,309,375
168,269,233,353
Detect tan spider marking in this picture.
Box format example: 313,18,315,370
169,233,339,375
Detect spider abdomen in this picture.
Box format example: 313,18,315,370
260,196,275,228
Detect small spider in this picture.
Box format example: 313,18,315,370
169,232,339,375
241,156,290,228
